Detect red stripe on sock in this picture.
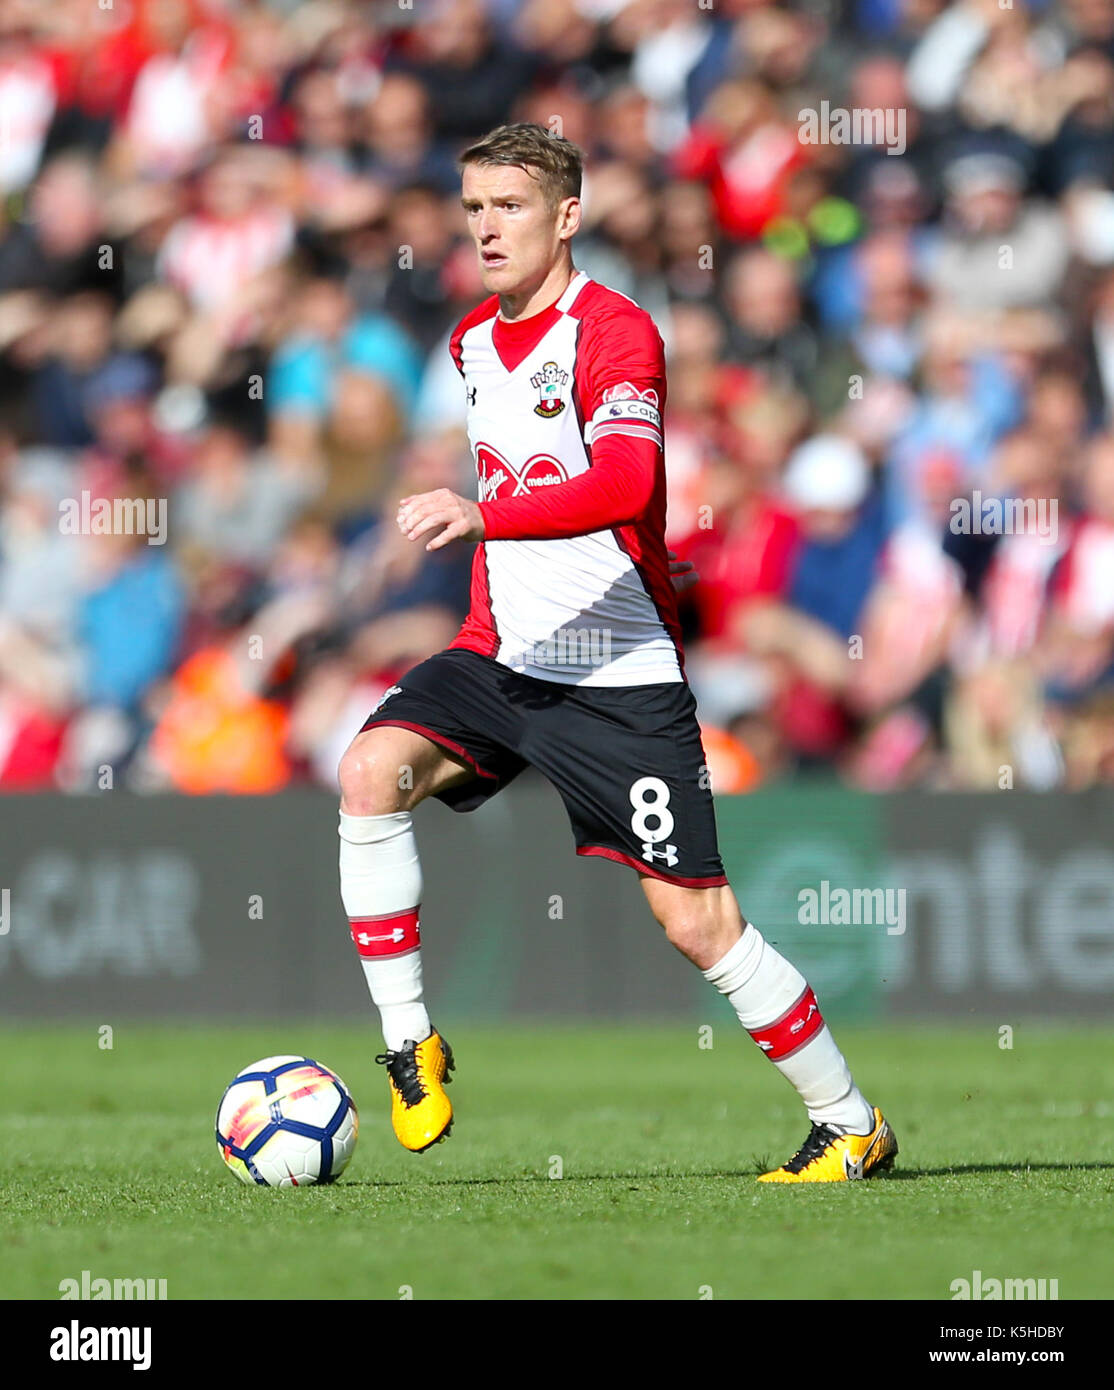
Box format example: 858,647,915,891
349,909,420,958
748,986,824,1061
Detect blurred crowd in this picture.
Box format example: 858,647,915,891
2,0,1114,794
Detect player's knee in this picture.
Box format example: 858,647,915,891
652,886,742,968
659,909,714,960
338,734,415,815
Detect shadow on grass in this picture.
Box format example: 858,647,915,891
337,1160,1114,1189
881,1162,1114,1179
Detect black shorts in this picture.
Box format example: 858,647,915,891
361,648,727,887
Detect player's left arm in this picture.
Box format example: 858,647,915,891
396,480,695,590
397,488,485,551
398,305,668,550
397,432,661,550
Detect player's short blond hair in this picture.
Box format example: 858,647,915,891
459,123,582,212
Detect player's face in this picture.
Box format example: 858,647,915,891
461,163,578,304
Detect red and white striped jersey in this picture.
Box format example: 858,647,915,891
448,271,684,686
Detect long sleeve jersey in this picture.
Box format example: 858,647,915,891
448,270,683,685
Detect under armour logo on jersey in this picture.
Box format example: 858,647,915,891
466,384,477,406
356,928,406,946
641,842,679,867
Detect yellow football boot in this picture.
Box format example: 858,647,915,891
758,1106,897,1183
375,1031,454,1153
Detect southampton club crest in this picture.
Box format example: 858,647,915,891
531,361,568,418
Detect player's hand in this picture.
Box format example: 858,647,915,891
396,490,485,551
668,550,699,594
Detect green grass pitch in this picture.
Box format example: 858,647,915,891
4,1023,1113,1300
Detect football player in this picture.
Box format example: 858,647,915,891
337,124,896,1182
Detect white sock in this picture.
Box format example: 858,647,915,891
703,925,874,1134
339,810,431,1051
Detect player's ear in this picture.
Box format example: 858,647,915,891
557,196,582,242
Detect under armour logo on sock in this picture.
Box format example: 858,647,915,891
748,986,825,1061
789,1003,818,1035
350,910,420,958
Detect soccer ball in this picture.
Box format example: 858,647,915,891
215,1055,358,1187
